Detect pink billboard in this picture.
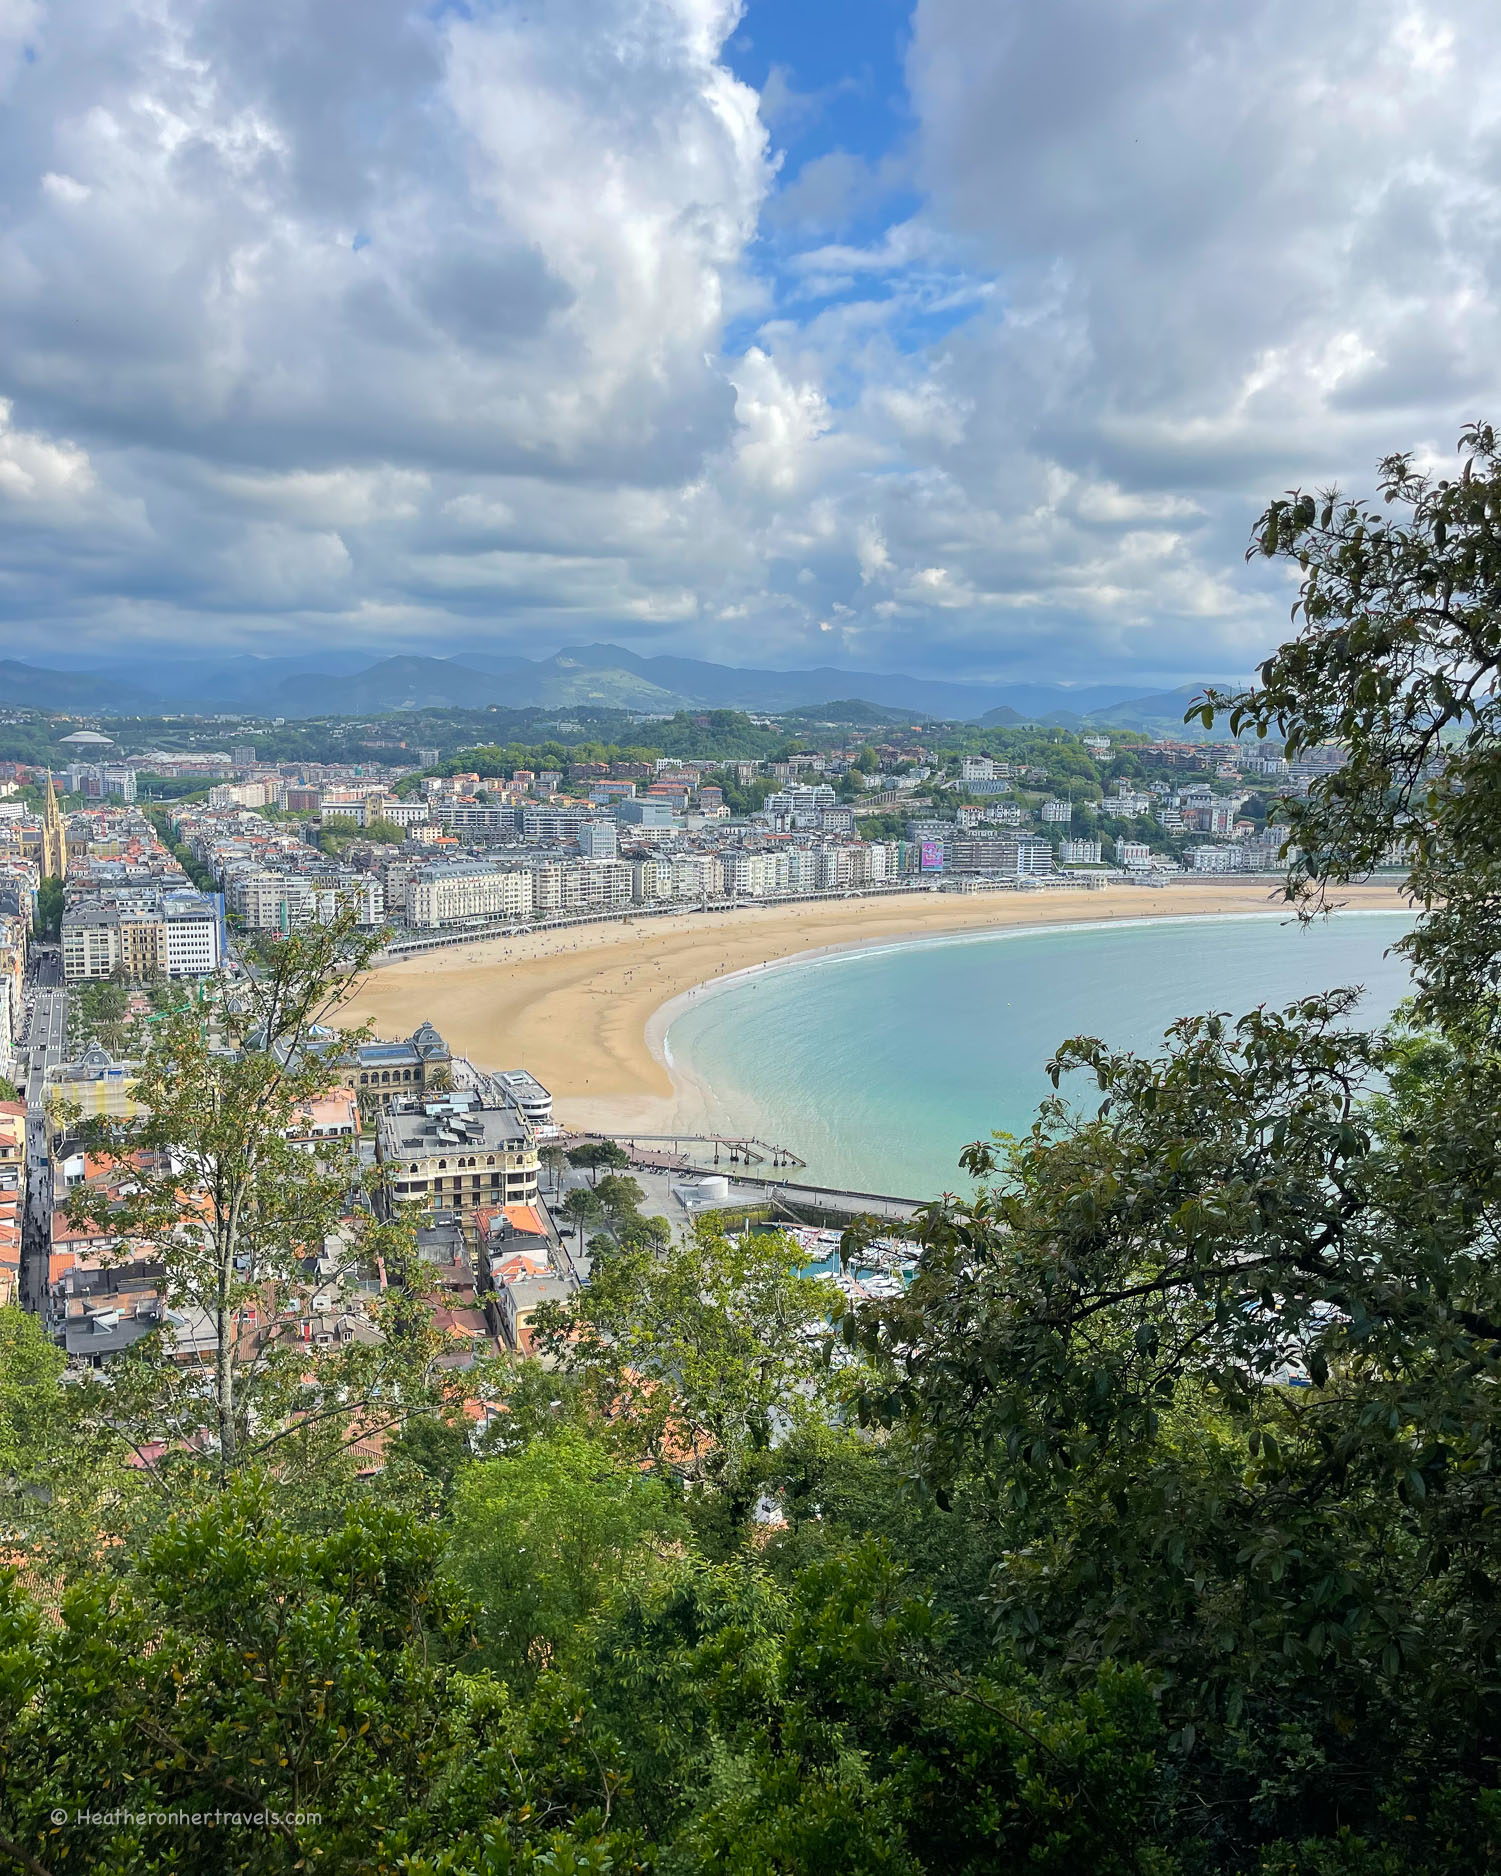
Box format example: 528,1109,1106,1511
919,840,943,871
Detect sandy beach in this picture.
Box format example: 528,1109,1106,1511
338,879,1411,1138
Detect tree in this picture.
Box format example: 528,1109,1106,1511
361,816,407,846
559,1186,602,1256
842,994,1501,1859
593,1172,646,1236
445,1425,686,1682
539,1143,569,1194
0,1307,68,1487
567,1140,628,1185
61,909,455,1485
537,1220,841,1510
0,1481,638,1875
33,875,62,941
0,1473,1174,1876
1202,419,1501,1036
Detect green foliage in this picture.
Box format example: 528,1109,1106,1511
0,1307,68,1485
1205,420,1501,1033
559,1186,602,1251
539,1142,569,1193
133,771,210,801
34,874,63,940
567,1140,629,1183
537,1221,840,1504
704,765,776,815
446,1426,687,1682
145,809,218,891
58,908,456,1494
317,815,407,853
842,985,1501,1859
0,1481,642,1875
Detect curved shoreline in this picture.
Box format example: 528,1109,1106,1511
337,880,1411,1138
648,902,1408,1068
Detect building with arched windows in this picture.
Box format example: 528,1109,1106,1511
376,1091,540,1238
344,1019,452,1115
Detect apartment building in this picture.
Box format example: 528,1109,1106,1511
62,890,223,981
0,856,38,921
236,873,317,931
406,864,534,929
615,798,678,829
62,904,121,981
724,850,790,897
1186,802,1241,837
434,800,520,842
529,858,631,916
208,780,278,809
63,901,165,980
672,853,725,899
233,869,382,931
576,819,619,860
0,915,24,1077
763,785,837,826
522,806,593,841
162,889,223,975
377,1094,541,1236
947,835,1055,877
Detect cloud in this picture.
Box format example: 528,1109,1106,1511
0,0,1498,682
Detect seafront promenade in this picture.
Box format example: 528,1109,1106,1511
371,874,1114,963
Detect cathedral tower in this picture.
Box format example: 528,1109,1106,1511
41,771,66,880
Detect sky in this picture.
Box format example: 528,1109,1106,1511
1,0,1498,684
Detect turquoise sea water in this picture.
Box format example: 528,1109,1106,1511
663,912,1417,1200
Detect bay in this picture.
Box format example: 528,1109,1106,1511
662,911,1416,1199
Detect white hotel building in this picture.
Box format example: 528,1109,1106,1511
406,864,535,928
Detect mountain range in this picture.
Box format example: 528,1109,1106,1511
0,645,1231,735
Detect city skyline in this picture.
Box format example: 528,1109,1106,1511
0,1,1497,683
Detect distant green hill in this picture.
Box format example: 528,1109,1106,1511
271,656,693,718
780,699,924,726
1082,684,1233,739
0,659,153,712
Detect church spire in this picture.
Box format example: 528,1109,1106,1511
41,770,65,880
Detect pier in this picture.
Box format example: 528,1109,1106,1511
605,1131,808,1171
